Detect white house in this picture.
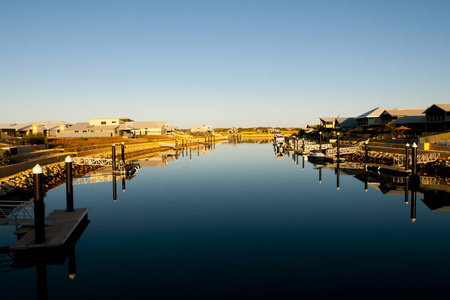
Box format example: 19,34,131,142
191,125,213,133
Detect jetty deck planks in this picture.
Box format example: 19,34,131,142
9,208,89,251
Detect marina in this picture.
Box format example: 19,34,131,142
2,141,450,299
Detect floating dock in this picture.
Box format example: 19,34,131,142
9,208,89,251
365,164,412,176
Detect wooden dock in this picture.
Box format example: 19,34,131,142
9,208,89,251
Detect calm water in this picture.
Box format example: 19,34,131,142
2,142,450,299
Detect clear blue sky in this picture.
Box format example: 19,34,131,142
1,0,449,128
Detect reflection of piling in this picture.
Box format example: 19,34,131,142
36,263,48,300
336,166,340,190
69,246,76,280
319,168,322,183
302,155,305,170
364,171,368,192
122,177,126,192
33,165,46,244
404,178,409,204
175,139,178,149
337,133,340,162
411,190,417,223
319,132,322,152
113,175,117,202
65,156,74,212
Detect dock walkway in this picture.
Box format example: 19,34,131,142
9,208,89,251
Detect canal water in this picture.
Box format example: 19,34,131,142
2,141,450,299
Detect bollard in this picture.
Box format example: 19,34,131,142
319,132,322,151
65,156,74,212
405,143,410,171
33,164,46,243
337,132,340,162
121,142,125,164
364,141,368,163
112,144,116,171
411,143,417,174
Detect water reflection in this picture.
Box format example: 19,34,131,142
275,147,450,223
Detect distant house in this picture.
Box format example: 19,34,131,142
0,121,72,137
423,104,450,132
58,117,134,137
355,107,386,127
131,121,169,136
191,125,213,134
380,108,424,125
319,118,336,129
228,127,239,134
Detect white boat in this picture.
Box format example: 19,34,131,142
273,134,285,147
307,151,326,161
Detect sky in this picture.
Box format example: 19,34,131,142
1,0,449,128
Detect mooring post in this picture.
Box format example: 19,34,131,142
405,143,410,171
412,143,417,174
112,144,116,171
65,156,74,212
33,164,46,244
337,132,340,162
302,138,305,153
121,142,125,164
319,131,322,152
364,141,368,163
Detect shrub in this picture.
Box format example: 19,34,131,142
24,133,47,145
0,150,9,166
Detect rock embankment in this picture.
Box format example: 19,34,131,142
344,151,450,176
0,164,99,197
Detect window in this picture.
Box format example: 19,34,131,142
112,121,116,124
101,121,106,125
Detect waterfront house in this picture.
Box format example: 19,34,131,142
1,121,72,137
191,125,213,134
380,108,424,125
423,104,450,132
355,107,386,128
131,121,169,136
58,117,134,137
319,118,336,129
335,117,356,130
393,115,426,131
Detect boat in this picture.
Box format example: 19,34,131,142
273,133,285,147
307,151,326,161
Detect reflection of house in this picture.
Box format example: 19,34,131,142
228,127,239,134
1,121,72,137
355,107,386,127
131,121,169,136
136,155,174,167
58,118,133,137
424,104,450,132
380,108,424,125
191,125,213,133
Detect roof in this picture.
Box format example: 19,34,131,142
320,117,335,122
381,109,424,118
131,121,167,129
29,120,72,130
0,123,28,130
65,123,91,131
356,107,386,119
423,104,450,114
338,118,356,128
89,118,134,122
393,115,426,125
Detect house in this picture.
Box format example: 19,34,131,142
319,118,336,129
131,121,169,136
335,117,356,130
380,108,424,125
1,121,72,137
423,104,450,132
393,116,426,131
355,107,386,127
58,117,134,137
191,125,213,134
